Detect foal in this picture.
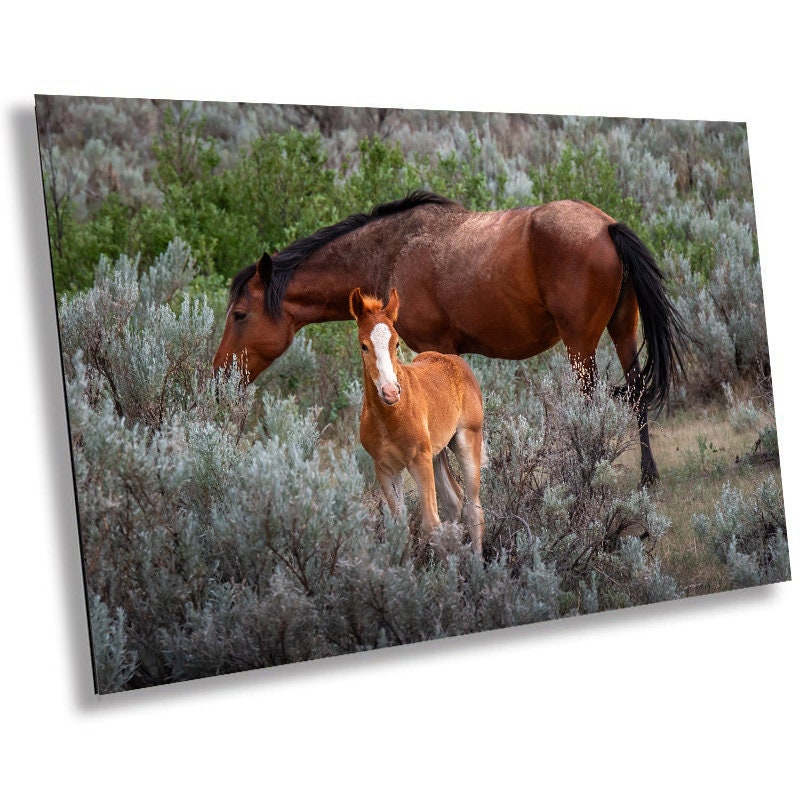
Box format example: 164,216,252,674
350,287,486,554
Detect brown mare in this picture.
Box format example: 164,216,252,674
214,191,688,485
350,287,486,553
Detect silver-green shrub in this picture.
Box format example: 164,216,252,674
89,595,139,694
694,477,790,588
666,204,768,399
63,243,688,691
722,383,760,433
58,238,218,428
265,329,319,393
259,391,320,459
606,125,677,220
477,353,675,610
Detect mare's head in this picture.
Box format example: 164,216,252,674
350,287,402,406
213,253,295,382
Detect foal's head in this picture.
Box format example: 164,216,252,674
349,287,402,406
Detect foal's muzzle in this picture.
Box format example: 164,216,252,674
380,382,401,405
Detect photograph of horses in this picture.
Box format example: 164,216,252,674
36,96,791,693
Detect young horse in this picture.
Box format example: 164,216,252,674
214,191,689,486
350,287,486,554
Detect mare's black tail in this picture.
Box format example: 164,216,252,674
608,223,690,415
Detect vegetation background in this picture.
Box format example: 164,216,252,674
4,3,799,799
39,95,789,693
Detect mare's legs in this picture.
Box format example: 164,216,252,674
607,283,659,485
560,328,658,486
433,451,464,522
613,344,658,485
552,278,659,485
450,428,486,556
554,321,602,398
547,243,621,399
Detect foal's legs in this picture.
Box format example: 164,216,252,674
433,450,464,522
375,465,404,516
407,449,442,537
451,427,486,555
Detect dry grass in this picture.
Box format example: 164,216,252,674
618,399,782,596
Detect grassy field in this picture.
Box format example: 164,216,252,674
618,396,781,596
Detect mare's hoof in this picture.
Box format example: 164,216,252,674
639,470,660,488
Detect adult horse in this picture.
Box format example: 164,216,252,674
213,191,688,485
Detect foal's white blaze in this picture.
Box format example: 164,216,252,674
370,322,399,398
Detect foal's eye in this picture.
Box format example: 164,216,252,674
361,343,368,352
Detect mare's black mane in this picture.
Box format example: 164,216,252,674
228,191,455,318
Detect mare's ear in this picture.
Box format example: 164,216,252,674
257,252,273,286
349,287,364,320
384,287,400,321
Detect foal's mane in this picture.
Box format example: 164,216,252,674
228,191,456,318
356,293,386,316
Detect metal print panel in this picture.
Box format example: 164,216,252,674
35,96,790,693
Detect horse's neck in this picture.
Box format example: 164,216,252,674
283,223,406,326
285,207,435,326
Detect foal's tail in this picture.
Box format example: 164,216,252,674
608,223,690,414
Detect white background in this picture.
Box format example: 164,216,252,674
2,3,797,797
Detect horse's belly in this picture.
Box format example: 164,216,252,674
460,320,561,359
429,422,459,457
434,255,560,358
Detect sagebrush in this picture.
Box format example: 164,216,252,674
61,243,709,692
42,101,788,692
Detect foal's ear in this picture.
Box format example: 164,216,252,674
257,252,273,286
349,287,364,320
384,287,400,321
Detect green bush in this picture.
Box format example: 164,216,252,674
529,143,644,230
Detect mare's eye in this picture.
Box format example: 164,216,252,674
361,343,368,352
233,310,247,322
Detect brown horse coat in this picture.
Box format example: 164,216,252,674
214,192,687,484
350,288,486,553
